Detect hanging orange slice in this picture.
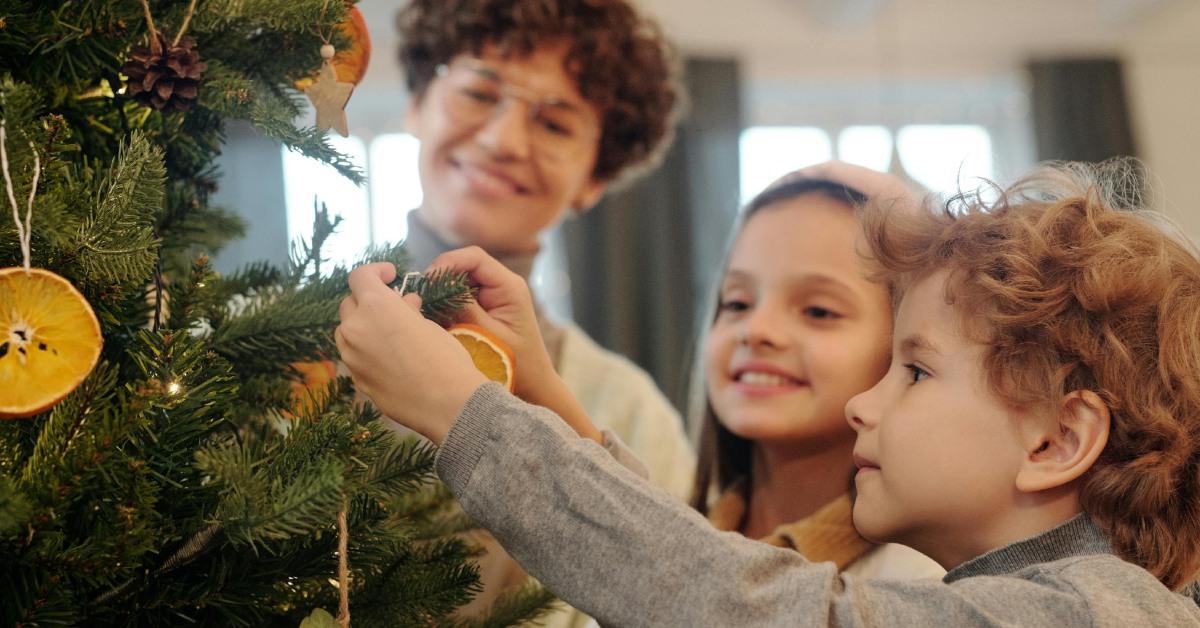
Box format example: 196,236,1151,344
0,267,103,418
448,324,515,392
286,358,338,417
294,6,372,89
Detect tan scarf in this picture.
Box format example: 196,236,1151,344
708,479,874,569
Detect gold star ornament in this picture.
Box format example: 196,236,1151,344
305,44,353,137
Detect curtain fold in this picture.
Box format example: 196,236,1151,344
562,57,742,412
1028,58,1138,162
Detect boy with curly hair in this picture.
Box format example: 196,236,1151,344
391,1,693,622
339,161,1200,625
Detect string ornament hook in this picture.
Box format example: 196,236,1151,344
0,113,39,274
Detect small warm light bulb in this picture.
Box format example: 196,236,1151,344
167,381,182,395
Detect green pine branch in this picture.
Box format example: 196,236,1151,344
208,292,339,374
350,538,483,626
198,439,346,547
210,260,285,300
165,253,222,331
70,131,161,285
0,476,31,536
0,3,555,624
193,0,344,34
409,268,480,326
450,582,562,628
18,363,121,497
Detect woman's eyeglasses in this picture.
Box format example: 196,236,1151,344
435,60,599,163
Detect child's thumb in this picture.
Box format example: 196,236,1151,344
400,292,423,312
453,301,490,326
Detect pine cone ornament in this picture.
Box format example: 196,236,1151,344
122,35,207,111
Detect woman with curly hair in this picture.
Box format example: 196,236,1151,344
391,1,693,623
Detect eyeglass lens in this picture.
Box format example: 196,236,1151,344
440,63,596,161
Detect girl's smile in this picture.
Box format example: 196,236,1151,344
730,360,807,396
704,192,892,445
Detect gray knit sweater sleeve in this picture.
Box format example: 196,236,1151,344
435,383,1200,628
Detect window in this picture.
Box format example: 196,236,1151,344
739,124,996,203
368,133,422,245
281,132,573,316
837,125,893,173
282,135,370,269
895,125,994,197
282,132,426,270
739,127,833,205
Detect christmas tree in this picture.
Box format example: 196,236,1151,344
0,1,550,625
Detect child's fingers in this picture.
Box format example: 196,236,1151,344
428,247,524,304
428,246,503,280
401,292,423,312
338,294,356,323
347,262,398,301
450,300,494,327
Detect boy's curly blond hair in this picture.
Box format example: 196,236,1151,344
862,160,1200,590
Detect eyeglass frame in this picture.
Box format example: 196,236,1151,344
433,59,601,162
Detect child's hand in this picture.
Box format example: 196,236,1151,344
428,247,603,443
337,262,488,444
427,246,553,399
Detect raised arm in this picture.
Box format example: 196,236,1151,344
435,384,1192,628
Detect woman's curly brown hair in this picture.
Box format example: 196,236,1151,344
395,0,680,184
861,159,1200,590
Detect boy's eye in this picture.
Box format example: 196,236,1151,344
804,306,840,320
903,363,930,384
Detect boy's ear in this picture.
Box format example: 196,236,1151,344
1015,390,1111,493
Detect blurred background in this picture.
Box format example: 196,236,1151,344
213,0,1200,411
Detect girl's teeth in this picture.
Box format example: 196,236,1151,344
739,372,790,386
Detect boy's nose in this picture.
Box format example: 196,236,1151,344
474,102,533,161
845,386,877,432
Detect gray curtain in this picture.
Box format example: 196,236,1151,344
562,57,742,411
210,120,291,274
1028,58,1138,162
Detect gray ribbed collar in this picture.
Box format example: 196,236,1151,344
944,514,1113,583
403,211,536,281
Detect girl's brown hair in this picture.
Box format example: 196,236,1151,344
395,0,679,184
861,160,1200,590
689,178,869,514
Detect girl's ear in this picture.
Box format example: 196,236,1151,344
1015,390,1110,493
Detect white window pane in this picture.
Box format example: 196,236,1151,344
368,133,423,244
739,127,833,205
282,135,370,271
837,126,893,172
896,125,994,197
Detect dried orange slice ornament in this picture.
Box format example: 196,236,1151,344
287,358,337,417
448,324,515,392
294,6,372,89
0,268,103,418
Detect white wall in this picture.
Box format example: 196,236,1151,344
1124,1,1200,238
